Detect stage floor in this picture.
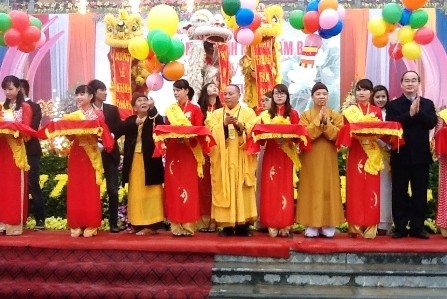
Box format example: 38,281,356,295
1,230,447,258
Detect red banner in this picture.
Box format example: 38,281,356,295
253,38,275,108
109,48,133,119
217,42,230,103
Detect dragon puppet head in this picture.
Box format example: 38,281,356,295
184,9,233,43
257,4,284,39
104,9,144,48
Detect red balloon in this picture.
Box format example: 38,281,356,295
248,13,262,31
10,10,29,32
3,28,21,47
303,11,320,34
18,41,36,53
414,27,434,45
388,43,403,60
23,26,41,43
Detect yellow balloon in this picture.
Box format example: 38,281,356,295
128,36,150,60
367,17,387,36
402,41,422,60
221,9,238,30
147,5,179,37
397,26,415,45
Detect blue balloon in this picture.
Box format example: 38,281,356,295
306,0,319,12
235,8,255,27
399,8,412,26
319,20,343,39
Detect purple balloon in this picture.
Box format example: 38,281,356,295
305,33,323,48
146,73,164,91
318,20,343,39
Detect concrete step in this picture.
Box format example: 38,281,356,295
212,262,447,288
210,284,447,299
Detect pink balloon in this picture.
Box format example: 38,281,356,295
319,9,339,30
240,0,257,10
36,32,46,48
146,73,164,91
236,28,254,45
414,27,434,45
337,5,346,20
305,33,323,48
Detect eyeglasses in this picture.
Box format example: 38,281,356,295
273,91,286,96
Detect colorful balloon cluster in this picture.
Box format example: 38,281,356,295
289,0,345,39
222,0,262,46
127,5,186,91
367,0,433,60
0,11,46,53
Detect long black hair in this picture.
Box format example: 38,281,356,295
268,84,292,119
197,83,222,118
2,75,25,111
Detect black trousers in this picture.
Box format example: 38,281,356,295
103,157,119,226
391,163,430,232
28,155,45,222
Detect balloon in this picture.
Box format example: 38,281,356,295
3,28,21,47
18,41,36,53
319,9,339,30
147,29,162,44
386,22,397,33
414,27,434,45
22,26,41,43
240,0,257,10
402,41,422,60
248,13,262,31
250,28,262,45
367,17,387,36
157,55,171,64
235,28,254,45
150,32,172,57
388,43,403,60
224,15,238,29
402,0,428,11
0,13,11,32
165,38,185,61
305,33,323,47
303,11,320,34
409,9,428,29
162,61,185,81
337,5,346,20
318,20,343,39
128,36,150,60
146,55,163,73
146,73,164,91
289,10,305,30
147,5,179,37
318,0,338,13
306,0,319,12
29,16,42,30
10,10,29,32
399,8,412,26
372,34,389,48
382,3,403,24
36,32,46,48
397,25,414,44
222,0,241,17
235,8,254,27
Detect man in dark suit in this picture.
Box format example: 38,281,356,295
386,71,438,239
19,79,46,230
88,79,121,233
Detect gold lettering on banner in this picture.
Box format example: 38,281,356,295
116,83,132,93
180,189,188,204
269,166,276,181
281,196,287,210
113,51,131,61
357,160,364,173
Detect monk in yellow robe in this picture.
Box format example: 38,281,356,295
206,84,258,236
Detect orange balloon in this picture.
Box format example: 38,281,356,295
402,0,428,10
250,28,263,46
146,55,163,73
162,61,185,81
318,0,338,13
372,34,389,48
386,23,397,33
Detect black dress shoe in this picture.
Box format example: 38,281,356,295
110,225,120,233
392,230,408,239
409,230,430,239
235,224,253,237
218,227,234,237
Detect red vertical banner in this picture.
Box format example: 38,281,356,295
216,43,230,104
253,38,275,108
109,48,133,119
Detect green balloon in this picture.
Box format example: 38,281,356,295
165,38,185,61
222,0,241,17
289,10,305,30
147,29,162,44
151,32,172,57
29,16,42,30
381,3,402,24
157,55,171,64
0,13,12,32
409,9,429,29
